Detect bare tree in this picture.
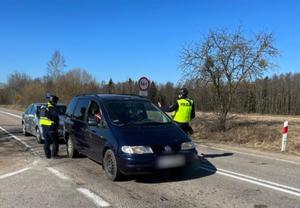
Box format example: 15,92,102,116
180,27,279,131
46,50,66,81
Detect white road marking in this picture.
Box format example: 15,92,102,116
199,144,300,165
200,166,300,197
0,110,22,119
218,167,300,193
77,188,111,207
0,126,38,156
47,167,71,181
0,167,30,179
47,168,111,207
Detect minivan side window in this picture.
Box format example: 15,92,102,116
86,101,106,128
65,98,78,117
73,99,89,121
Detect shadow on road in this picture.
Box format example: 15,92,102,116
131,156,217,184
201,152,234,158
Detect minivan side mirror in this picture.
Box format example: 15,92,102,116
87,117,97,126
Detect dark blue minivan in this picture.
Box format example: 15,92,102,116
64,94,198,181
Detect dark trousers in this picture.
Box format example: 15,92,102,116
42,126,59,158
176,122,194,135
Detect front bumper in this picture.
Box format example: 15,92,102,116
117,149,198,175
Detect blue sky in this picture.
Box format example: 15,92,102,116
0,0,299,84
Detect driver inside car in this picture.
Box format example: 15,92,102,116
88,102,102,126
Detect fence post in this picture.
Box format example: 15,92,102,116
281,121,288,152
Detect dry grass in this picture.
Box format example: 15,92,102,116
191,112,300,155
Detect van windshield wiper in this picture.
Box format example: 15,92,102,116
138,121,171,125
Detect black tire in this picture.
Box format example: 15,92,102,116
103,149,123,181
36,127,43,144
22,122,30,136
66,137,79,158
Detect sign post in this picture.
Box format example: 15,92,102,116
138,77,150,97
281,121,288,152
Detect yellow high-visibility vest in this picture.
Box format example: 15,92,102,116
39,103,55,126
173,98,193,123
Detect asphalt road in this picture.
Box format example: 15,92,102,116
0,108,300,208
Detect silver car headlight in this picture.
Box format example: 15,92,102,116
121,146,154,154
181,142,195,150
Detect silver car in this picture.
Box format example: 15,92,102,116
22,103,66,143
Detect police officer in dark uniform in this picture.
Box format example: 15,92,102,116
39,95,60,159
159,88,195,134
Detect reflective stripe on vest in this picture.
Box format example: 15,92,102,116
173,99,193,123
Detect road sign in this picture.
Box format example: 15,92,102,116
138,77,150,91
15,95,21,103
138,77,150,96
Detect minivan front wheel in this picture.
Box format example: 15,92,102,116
66,137,78,158
103,149,122,181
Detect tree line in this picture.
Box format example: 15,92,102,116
1,66,299,116
184,73,300,115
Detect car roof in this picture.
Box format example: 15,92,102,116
75,94,149,102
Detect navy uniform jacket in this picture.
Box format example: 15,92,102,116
40,103,59,129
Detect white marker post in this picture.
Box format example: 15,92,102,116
281,121,288,152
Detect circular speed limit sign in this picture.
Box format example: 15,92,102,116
138,77,150,91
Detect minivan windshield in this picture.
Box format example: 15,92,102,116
104,100,171,126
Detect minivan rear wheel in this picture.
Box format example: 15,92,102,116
103,149,123,181
66,137,79,158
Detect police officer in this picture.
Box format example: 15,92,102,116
39,95,60,159
159,88,195,134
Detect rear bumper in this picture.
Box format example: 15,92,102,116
117,149,198,175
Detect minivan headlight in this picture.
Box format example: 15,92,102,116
121,146,154,154
181,142,195,150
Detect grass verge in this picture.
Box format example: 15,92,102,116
191,112,300,155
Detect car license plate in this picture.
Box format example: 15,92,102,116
157,155,186,168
